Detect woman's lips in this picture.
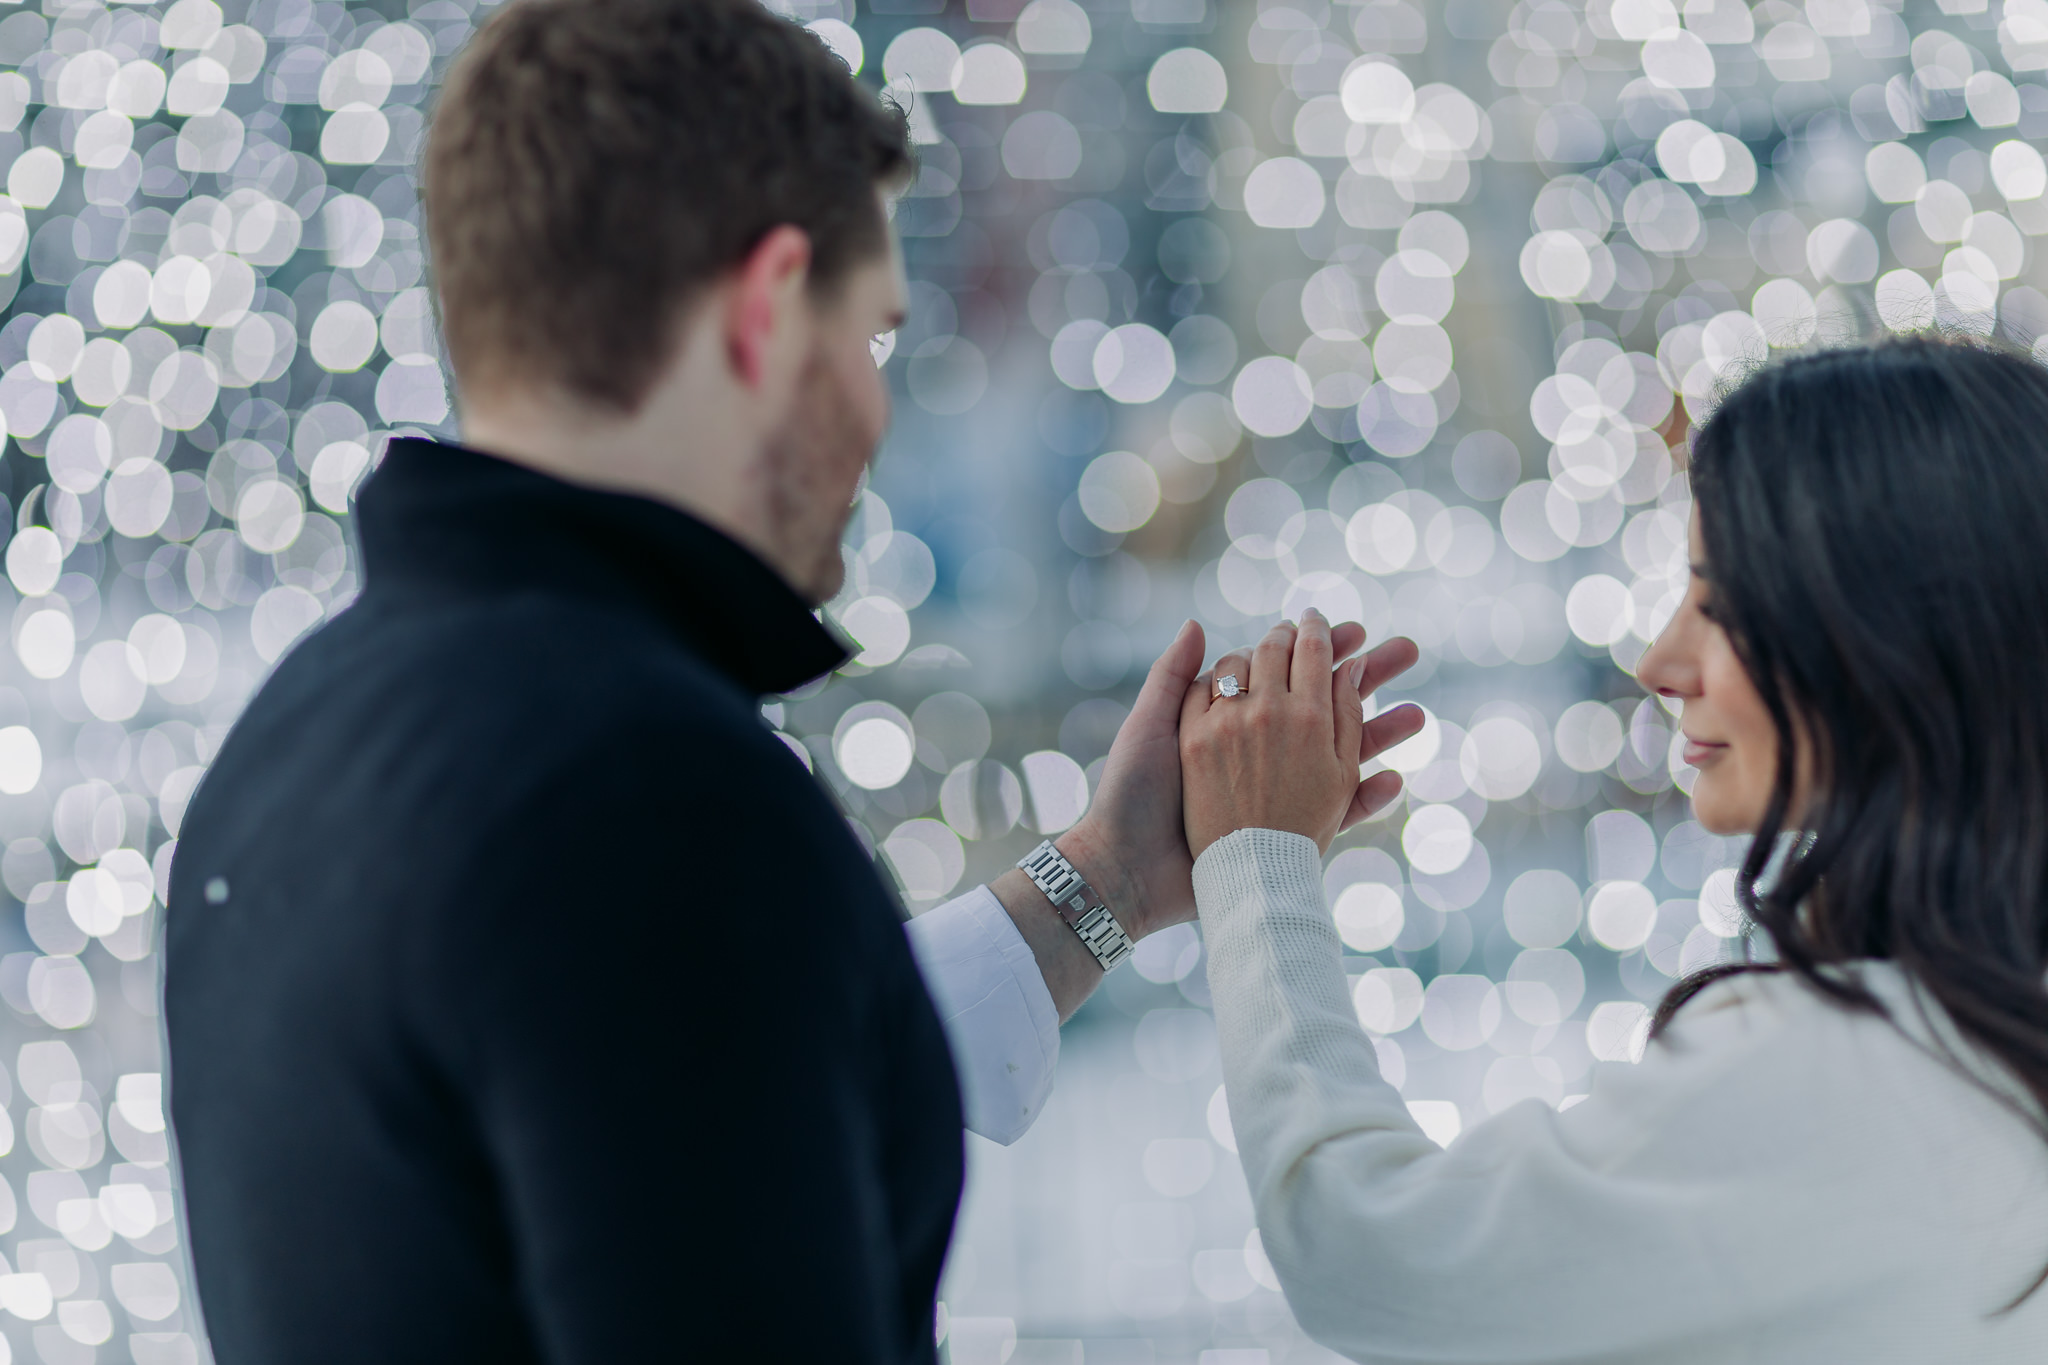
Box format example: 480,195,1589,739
1682,737,1727,767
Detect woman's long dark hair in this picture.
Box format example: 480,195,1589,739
1651,334,2048,1305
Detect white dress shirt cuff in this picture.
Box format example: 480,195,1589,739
904,883,1061,1145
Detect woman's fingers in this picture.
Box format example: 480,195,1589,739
1357,636,1421,697
1332,655,1365,771
1207,618,1366,699
1360,702,1427,765
1291,608,1334,694
1340,769,1407,832
1250,621,1296,696
1181,617,1380,859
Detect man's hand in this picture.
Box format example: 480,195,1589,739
1051,618,1204,941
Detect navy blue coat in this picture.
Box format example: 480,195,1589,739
165,438,962,1363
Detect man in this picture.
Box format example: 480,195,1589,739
165,1,1414,1360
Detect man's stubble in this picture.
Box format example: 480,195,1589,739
757,344,876,606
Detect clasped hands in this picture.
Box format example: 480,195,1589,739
1053,612,1425,952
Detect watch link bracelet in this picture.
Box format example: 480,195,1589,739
1016,840,1136,972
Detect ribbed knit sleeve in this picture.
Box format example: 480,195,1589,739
1191,828,1432,1178
1189,828,2048,1364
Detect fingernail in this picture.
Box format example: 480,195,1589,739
1302,606,1325,622
1348,659,1365,689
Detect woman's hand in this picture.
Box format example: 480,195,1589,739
1179,610,1426,860
1059,616,1370,941
995,616,1378,1022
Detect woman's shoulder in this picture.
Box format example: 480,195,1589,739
1651,962,1828,1039
1546,962,2040,1195
1670,959,2010,1047
1646,958,2044,1135
1662,958,1930,1033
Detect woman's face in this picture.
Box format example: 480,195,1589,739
1637,510,1789,836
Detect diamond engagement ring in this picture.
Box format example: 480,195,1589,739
1211,673,1247,700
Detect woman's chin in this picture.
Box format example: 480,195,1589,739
1689,779,1765,838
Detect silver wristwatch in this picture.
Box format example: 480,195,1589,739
1017,840,1136,972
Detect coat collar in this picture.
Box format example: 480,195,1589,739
354,438,849,695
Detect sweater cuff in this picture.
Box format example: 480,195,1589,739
1193,828,1326,929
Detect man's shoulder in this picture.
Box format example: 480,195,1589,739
183,588,826,879
257,587,790,762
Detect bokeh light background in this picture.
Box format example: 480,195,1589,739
0,0,2030,1359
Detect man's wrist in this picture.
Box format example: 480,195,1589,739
985,823,1142,1023
988,864,1103,1023
1052,821,1141,940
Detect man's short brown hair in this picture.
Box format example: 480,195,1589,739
423,0,912,412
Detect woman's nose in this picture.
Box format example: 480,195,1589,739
1635,629,1696,702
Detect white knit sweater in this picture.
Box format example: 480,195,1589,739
1193,828,2048,1364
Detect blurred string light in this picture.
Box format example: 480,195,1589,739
0,0,464,1360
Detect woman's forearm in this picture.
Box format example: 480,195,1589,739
1194,828,1765,1362
1194,829,1444,1346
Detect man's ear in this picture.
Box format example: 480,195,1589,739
726,226,813,390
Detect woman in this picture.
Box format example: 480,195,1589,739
1181,335,2048,1362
